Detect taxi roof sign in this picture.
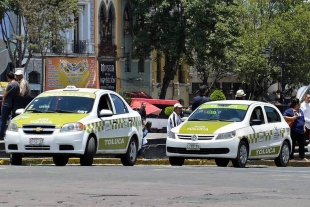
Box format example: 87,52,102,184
63,85,79,91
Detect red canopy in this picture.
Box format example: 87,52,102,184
130,100,162,116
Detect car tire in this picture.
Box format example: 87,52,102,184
215,158,230,167
169,157,185,166
232,140,248,168
11,153,22,165
80,137,96,166
274,140,290,167
53,155,69,166
121,137,137,166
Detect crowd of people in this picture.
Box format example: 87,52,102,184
0,68,30,140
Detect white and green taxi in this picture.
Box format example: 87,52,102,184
167,100,292,167
5,86,143,166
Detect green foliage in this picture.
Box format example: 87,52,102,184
0,0,78,69
164,106,174,116
120,92,132,105
210,90,226,101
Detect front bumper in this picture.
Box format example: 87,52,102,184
5,129,87,155
166,135,239,159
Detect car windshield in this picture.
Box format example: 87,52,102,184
25,96,94,114
188,103,249,122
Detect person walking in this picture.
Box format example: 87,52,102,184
0,72,20,140
137,121,152,159
283,98,307,161
167,103,183,136
14,68,30,97
191,85,210,111
300,92,310,145
139,102,147,125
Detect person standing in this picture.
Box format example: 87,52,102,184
300,92,310,144
0,72,20,139
283,98,307,161
14,68,30,97
137,121,152,159
235,89,246,100
139,102,147,125
191,85,210,111
167,103,183,136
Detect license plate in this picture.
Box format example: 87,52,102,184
29,138,44,146
186,143,200,150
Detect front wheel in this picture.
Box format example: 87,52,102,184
121,137,138,166
80,137,96,166
53,155,69,166
169,157,185,166
215,158,230,167
11,153,22,165
232,140,248,168
274,141,290,167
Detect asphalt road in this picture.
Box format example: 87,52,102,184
0,165,310,207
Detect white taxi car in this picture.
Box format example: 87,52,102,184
5,86,143,166
166,100,292,167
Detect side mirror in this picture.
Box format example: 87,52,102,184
181,117,188,122
99,109,113,117
250,119,262,126
15,109,25,115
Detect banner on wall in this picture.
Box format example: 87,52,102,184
98,61,116,91
45,57,99,91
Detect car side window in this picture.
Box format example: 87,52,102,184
264,106,281,123
110,94,128,114
250,106,265,124
98,94,112,112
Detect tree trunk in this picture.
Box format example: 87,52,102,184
158,56,178,99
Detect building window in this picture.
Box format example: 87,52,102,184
73,16,80,53
138,58,144,73
28,71,40,84
191,82,200,94
124,4,131,33
222,82,231,94
125,55,130,72
99,3,107,41
178,65,185,83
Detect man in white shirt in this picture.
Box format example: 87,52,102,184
167,103,183,136
300,92,310,142
14,68,30,97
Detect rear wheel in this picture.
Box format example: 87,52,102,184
121,138,138,166
11,153,22,165
80,137,96,166
232,141,248,168
169,157,185,166
53,155,69,166
215,158,230,167
274,141,290,167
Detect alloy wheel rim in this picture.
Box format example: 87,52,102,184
240,145,248,164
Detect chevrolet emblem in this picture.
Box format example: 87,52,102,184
33,127,43,132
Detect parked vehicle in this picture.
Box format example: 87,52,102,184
166,100,292,168
5,86,143,166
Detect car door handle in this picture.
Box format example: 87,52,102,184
113,121,117,124
128,119,132,122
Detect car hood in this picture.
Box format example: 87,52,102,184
176,121,245,134
12,113,89,128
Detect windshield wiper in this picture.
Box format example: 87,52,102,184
218,119,234,122
26,109,42,113
54,109,74,113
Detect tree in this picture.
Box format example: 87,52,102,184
131,0,187,99
235,0,310,100
0,0,78,76
184,0,242,89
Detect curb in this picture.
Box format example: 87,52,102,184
0,158,310,167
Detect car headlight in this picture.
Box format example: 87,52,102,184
216,131,236,140
7,122,18,132
168,131,176,139
60,122,84,132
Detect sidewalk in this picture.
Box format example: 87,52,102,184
0,157,310,167
1,134,310,167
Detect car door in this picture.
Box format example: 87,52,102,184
264,105,284,153
248,106,270,157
